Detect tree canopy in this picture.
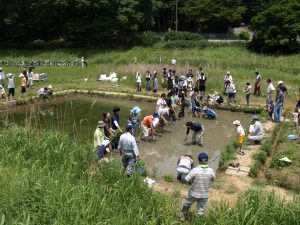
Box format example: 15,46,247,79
250,0,300,53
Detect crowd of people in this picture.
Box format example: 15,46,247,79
0,67,53,101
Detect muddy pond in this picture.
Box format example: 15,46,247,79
0,96,251,176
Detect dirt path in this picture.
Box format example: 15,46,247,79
150,120,295,208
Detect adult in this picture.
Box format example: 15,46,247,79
181,152,215,219
37,87,51,101
96,140,111,163
111,107,122,132
0,67,5,86
153,71,158,93
140,112,159,140
176,155,195,183
198,72,207,96
162,68,168,89
223,71,232,94
202,106,217,120
167,69,173,91
111,106,122,150
254,71,261,96
195,67,203,90
145,70,151,91
186,69,193,78
227,81,236,104
128,106,141,137
7,73,15,101
102,112,114,137
266,79,275,108
94,121,106,152
276,81,288,102
295,86,300,110
118,124,140,177
248,115,264,144
274,86,284,122
27,67,34,88
156,93,167,112
185,121,204,146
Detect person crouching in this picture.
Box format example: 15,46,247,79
185,121,204,146
176,155,195,183
97,140,111,163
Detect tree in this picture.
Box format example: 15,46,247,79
181,0,246,32
250,0,300,53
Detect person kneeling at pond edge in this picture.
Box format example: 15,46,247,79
97,139,111,163
182,152,215,219
202,106,217,120
176,155,195,183
185,121,204,146
247,115,263,145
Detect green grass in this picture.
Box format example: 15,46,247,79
0,43,299,106
1,126,300,224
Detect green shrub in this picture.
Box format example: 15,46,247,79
238,31,250,40
249,164,259,177
162,174,174,182
260,142,271,156
164,31,204,41
219,143,236,169
139,31,160,46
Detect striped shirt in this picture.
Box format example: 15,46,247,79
185,166,215,198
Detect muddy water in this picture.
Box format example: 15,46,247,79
0,96,251,176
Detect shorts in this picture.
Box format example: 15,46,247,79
21,86,26,93
141,124,149,137
238,135,244,144
8,88,14,96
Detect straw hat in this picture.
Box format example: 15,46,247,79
278,81,283,85
48,85,53,89
98,121,105,128
226,71,230,75
233,120,241,125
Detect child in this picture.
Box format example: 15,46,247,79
292,108,299,130
20,73,27,98
0,85,6,100
233,120,245,154
178,91,185,118
136,72,142,92
245,81,251,106
267,100,274,120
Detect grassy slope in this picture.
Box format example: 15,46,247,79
0,127,299,224
0,43,299,106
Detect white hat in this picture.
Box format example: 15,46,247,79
19,74,24,78
0,67,2,70
278,81,283,85
101,139,110,146
233,120,241,125
48,85,53,89
226,71,230,75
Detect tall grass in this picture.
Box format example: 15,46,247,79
1,127,300,224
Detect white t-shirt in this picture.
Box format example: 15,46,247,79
224,75,232,82
237,125,245,136
267,83,275,94
156,98,166,112
228,83,236,93
8,77,14,88
293,112,299,123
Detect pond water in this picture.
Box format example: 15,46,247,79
0,96,251,176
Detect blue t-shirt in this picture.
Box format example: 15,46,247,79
97,145,107,159
111,114,120,130
206,109,217,119
186,122,203,134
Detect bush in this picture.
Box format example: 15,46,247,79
139,31,160,46
238,31,250,40
254,151,267,165
164,31,205,41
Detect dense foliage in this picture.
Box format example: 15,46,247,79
249,0,300,53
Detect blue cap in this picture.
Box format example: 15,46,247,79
153,112,159,118
252,115,259,120
126,124,133,130
198,152,208,162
